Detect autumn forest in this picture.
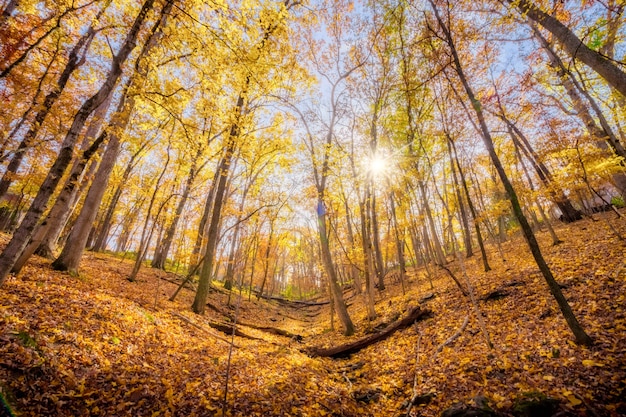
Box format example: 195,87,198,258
1,0,625,415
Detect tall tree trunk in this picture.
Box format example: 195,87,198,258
508,0,626,98
389,191,406,294
532,25,626,194
89,0,173,252
431,0,592,345
91,141,146,252
0,0,157,286
127,143,171,282
12,130,107,273
358,196,377,320
418,180,447,266
35,94,113,258
317,198,356,335
190,167,219,272
152,147,201,269
450,140,491,271
503,117,582,222
446,136,473,257
369,188,385,289
257,219,275,299
513,136,562,245
52,131,122,273
342,189,361,294
192,95,242,314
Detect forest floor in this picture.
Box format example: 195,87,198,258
0,211,625,417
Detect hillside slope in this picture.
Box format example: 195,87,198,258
1,214,625,416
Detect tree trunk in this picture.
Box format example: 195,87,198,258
504,118,582,222
418,180,447,266
127,144,171,282
256,219,275,299
450,140,491,271
152,148,200,269
35,94,113,258
12,130,107,273
446,136,473,257
52,133,122,273
532,26,626,194
342,190,361,294
358,197,377,320
509,0,626,98
389,191,406,294
370,189,385,290
189,167,219,272
192,94,242,314
317,198,355,335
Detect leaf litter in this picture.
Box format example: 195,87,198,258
0,213,625,416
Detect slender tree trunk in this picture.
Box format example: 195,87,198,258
35,95,113,258
358,197,377,320
431,0,592,345
508,0,626,98
190,168,219,272
389,191,406,294
532,25,626,194
446,136,473,257
12,131,107,273
342,190,361,294
257,220,275,299
128,143,171,282
418,180,447,266
318,198,356,335
449,129,491,272
369,188,385,289
512,126,563,245
503,117,582,222
192,95,242,313
152,148,200,269
52,133,122,273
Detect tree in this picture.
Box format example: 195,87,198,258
504,0,626,98
191,0,299,314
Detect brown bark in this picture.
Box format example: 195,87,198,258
508,0,626,98
305,306,432,358
12,130,107,273
152,147,201,269
35,94,113,258
52,133,121,273
192,103,241,314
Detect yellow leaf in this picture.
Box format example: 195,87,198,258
542,375,555,381
582,359,604,367
566,394,582,407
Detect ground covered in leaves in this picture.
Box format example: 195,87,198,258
1,213,625,416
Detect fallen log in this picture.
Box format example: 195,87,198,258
305,306,433,358
171,312,238,347
208,321,263,341
237,320,303,340
256,293,330,307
